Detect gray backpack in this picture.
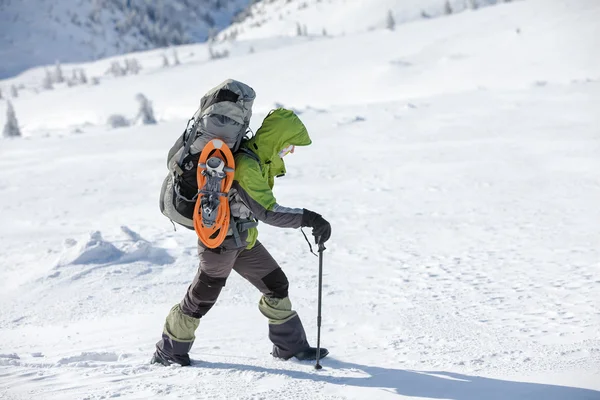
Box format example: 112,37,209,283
159,79,256,229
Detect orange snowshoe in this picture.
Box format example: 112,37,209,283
193,139,235,249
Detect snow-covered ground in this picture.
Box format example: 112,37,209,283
1,0,599,399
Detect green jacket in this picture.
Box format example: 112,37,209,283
231,108,312,248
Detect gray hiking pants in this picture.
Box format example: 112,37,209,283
156,241,309,364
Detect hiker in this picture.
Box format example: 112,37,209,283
152,80,332,366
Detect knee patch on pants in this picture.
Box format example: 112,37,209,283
181,271,227,318
198,271,227,288
261,268,289,299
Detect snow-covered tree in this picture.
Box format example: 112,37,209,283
0,87,3,99
3,101,21,138
173,49,180,65
302,25,308,36
78,69,88,84
43,69,54,90
468,0,479,10
208,45,229,60
67,70,79,87
161,54,170,67
54,61,65,83
108,61,126,77
125,59,141,74
10,85,18,98
386,10,396,31
322,28,328,36
445,0,453,15
296,22,303,36
90,77,100,85
135,93,157,125
107,114,130,129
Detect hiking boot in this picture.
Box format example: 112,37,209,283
273,347,329,361
293,347,329,361
150,350,190,367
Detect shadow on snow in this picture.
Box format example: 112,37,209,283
193,359,599,400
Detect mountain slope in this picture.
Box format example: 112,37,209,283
0,0,251,78
1,0,598,135
217,0,505,41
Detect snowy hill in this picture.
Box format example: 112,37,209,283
0,0,252,78
216,0,504,41
1,0,598,134
1,0,600,399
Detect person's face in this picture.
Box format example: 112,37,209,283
278,144,295,158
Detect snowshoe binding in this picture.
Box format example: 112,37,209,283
193,139,235,249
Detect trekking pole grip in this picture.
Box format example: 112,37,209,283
318,242,326,252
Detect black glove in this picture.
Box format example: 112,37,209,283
302,209,331,245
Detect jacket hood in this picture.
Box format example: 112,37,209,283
244,108,312,164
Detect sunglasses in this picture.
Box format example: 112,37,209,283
278,144,295,158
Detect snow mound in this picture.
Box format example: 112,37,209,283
56,351,121,367
57,227,174,267
0,353,20,367
117,226,175,265
58,231,123,266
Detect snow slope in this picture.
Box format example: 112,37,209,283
2,0,598,135
0,0,251,78
217,0,502,41
1,0,600,399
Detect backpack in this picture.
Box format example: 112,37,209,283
159,79,256,246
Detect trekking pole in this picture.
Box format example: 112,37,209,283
315,240,325,370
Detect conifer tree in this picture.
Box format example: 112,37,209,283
43,69,54,90
135,93,157,125
79,69,88,84
3,101,22,138
386,10,396,31
445,0,453,14
54,61,65,83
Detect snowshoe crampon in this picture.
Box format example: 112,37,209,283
193,139,235,248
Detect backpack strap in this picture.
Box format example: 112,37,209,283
228,147,262,246
236,147,262,171
174,118,198,176
230,215,243,248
